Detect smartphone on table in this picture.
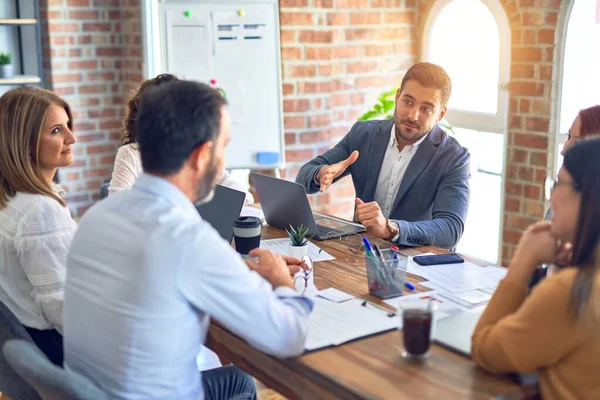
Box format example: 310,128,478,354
412,253,464,266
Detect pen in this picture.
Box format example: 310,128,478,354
390,245,400,252
361,299,396,317
362,237,374,257
405,281,415,291
374,244,385,261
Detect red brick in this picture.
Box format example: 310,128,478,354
288,65,316,78
505,198,521,212
518,166,535,181
332,46,360,58
69,10,99,19
511,82,544,97
83,167,112,178
507,215,536,230
75,123,97,132
308,114,332,128
327,12,349,25
282,83,295,95
538,65,553,81
519,99,531,113
69,60,98,69
79,85,108,94
87,145,116,154
522,10,545,26
283,99,310,113
53,87,75,96
529,151,547,167
510,115,522,129
88,109,118,119
525,117,549,133
96,47,123,57
286,149,314,162
67,0,90,5
351,12,382,25
281,47,302,61
306,47,331,60
319,64,332,76
108,10,121,19
65,172,81,181
88,72,116,81
48,23,79,33
330,93,350,107
364,44,395,57
282,26,298,41
298,81,332,94
371,0,402,6
514,133,548,149
76,133,105,143
546,11,558,25
522,30,536,45
347,61,378,74
280,12,314,26
337,0,369,8
356,75,386,89
284,116,306,129
299,30,333,43
280,0,308,6
83,22,111,32
503,229,522,245
98,155,116,165
538,29,555,45
384,11,413,24
285,133,296,145
505,181,523,196
314,0,334,7
511,63,534,79
300,130,330,143
350,93,364,105
52,73,83,83
99,120,122,130
512,47,542,63
69,49,82,57
525,184,541,200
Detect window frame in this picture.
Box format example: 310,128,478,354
420,0,511,134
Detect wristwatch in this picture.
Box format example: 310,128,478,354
386,219,399,240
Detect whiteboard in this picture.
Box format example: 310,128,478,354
144,0,285,170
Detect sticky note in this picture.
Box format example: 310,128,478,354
257,152,279,165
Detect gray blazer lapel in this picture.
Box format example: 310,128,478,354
361,119,394,202
391,125,443,210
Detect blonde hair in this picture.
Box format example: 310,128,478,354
0,87,73,208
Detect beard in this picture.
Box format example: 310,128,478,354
394,116,433,143
195,157,220,205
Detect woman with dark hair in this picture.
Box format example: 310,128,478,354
0,87,78,366
472,137,600,399
109,74,253,203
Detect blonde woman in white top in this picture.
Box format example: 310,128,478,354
109,74,254,203
0,87,77,366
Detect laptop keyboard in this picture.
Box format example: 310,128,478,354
317,225,344,238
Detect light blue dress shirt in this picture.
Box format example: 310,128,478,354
64,174,313,400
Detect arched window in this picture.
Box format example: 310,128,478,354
422,0,510,263
555,0,600,174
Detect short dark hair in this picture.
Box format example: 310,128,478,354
562,137,600,319
399,62,452,107
136,80,227,175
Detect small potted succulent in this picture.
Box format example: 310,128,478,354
286,223,311,259
0,53,13,79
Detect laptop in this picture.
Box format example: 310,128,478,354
433,306,486,356
250,173,366,240
195,184,245,242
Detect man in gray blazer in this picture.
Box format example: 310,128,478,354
296,62,470,249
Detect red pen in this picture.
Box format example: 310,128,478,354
390,245,401,253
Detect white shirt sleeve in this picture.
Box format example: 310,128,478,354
109,144,142,195
14,200,76,334
177,226,312,358
217,170,255,204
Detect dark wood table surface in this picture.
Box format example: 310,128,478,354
207,225,537,400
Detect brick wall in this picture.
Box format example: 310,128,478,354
279,0,417,219
40,0,143,216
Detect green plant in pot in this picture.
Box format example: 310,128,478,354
286,224,312,258
359,87,455,134
0,53,14,79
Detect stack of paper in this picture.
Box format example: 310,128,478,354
305,297,399,351
260,238,334,262
405,253,507,309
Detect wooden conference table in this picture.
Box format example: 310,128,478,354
206,224,537,400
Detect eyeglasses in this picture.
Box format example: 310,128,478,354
564,130,581,141
293,257,314,295
339,233,365,254
544,176,580,201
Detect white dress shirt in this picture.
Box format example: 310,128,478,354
374,125,428,218
0,189,77,333
64,174,312,400
109,143,254,203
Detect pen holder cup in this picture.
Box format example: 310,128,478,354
365,249,408,299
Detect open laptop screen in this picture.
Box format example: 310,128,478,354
195,185,245,242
